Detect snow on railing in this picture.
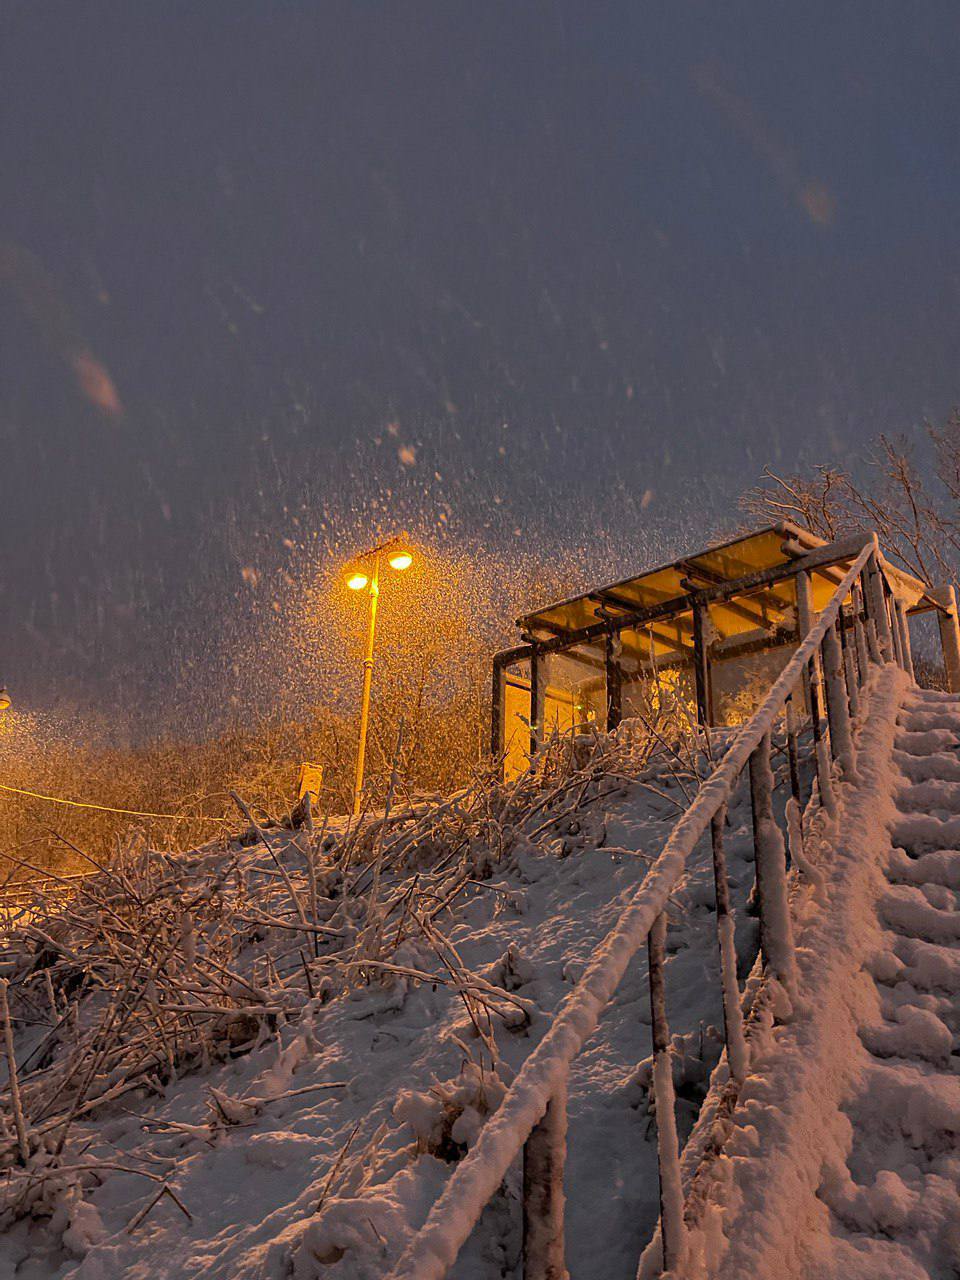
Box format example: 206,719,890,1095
388,531,909,1280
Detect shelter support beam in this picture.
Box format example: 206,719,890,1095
529,648,544,757
490,658,506,759
691,599,713,727
604,634,622,732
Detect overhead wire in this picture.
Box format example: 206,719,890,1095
0,781,229,824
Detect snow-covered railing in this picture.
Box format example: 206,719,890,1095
387,532,910,1280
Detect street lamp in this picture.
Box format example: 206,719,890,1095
0,689,10,712
344,536,414,814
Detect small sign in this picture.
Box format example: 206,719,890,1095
297,761,324,803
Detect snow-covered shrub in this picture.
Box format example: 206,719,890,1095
393,1061,507,1162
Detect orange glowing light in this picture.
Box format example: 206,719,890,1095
347,572,369,591
0,689,9,712
388,551,413,571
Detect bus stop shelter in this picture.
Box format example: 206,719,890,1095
491,522,960,776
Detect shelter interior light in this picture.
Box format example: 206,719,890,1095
388,551,413,571
347,572,369,591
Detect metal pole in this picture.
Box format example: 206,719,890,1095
353,552,381,815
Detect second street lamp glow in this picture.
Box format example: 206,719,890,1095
388,551,413,571
346,572,369,590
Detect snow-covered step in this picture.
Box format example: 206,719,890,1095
891,811,960,854
892,748,960,784
894,727,960,757
886,846,960,890
880,882,960,945
895,778,960,814
898,708,960,734
859,1004,953,1065
890,936,960,996
857,1059,960,1137
906,688,960,703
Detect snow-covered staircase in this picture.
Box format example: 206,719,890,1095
691,676,960,1280
821,688,960,1277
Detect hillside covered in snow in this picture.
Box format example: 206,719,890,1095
0,722,767,1280
1,668,959,1280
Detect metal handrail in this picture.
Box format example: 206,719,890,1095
389,531,902,1280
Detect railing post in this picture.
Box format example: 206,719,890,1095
851,580,870,684
865,552,894,662
822,620,856,777
930,585,960,692
648,912,686,1271
795,569,816,713
522,1086,568,1280
710,808,748,1084
887,587,905,670
749,732,798,1000
803,610,836,815
785,693,803,810
895,600,914,681
840,609,860,717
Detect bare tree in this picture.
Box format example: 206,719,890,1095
741,411,960,587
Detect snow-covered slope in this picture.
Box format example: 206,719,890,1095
0,733,769,1280
5,667,956,1280
685,669,960,1280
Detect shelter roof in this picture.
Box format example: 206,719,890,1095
516,523,934,668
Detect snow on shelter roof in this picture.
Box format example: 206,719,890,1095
515,522,934,668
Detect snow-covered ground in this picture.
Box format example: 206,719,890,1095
0,731,772,1280
685,668,960,1280
5,666,955,1280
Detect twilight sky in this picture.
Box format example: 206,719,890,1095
2,2,959,724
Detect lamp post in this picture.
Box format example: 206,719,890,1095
345,537,414,815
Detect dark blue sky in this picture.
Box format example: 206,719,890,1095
3,2,959,719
